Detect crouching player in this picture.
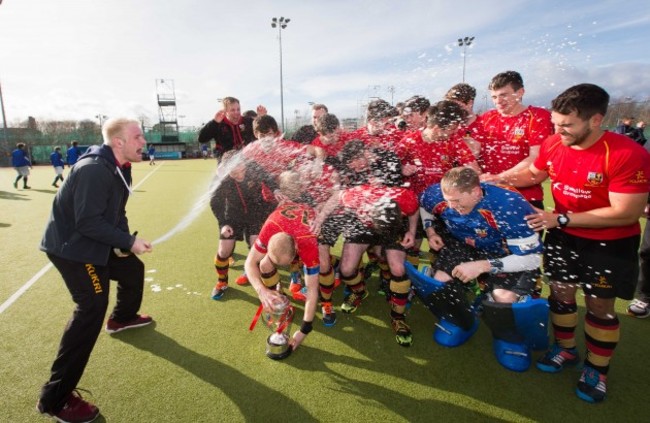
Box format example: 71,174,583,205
418,167,546,371
244,171,320,352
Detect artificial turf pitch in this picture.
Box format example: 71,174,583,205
1,160,648,422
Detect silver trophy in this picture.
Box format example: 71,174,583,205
262,295,294,360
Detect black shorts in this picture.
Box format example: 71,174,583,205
318,213,348,246
433,225,537,296
344,216,408,251
219,218,265,244
543,228,640,300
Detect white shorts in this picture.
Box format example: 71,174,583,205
15,166,30,177
54,166,64,176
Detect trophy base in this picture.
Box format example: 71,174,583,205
266,335,292,360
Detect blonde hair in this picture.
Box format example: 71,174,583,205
278,170,303,200
102,118,140,146
440,167,480,194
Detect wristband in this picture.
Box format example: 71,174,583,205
488,258,504,274
300,320,313,335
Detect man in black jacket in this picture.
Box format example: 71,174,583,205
198,96,266,159
37,118,153,423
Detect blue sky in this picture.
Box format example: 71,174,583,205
1,0,649,129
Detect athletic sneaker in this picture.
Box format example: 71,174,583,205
576,366,607,403
322,302,337,326
37,390,99,423
235,274,249,286
341,290,368,313
363,261,379,280
211,282,228,300
24,185,31,189
391,318,413,347
627,298,650,318
536,343,579,373
377,277,389,297
105,314,153,334
290,283,307,302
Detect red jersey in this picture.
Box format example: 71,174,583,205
242,138,306,179
395,131,477,196
534,132,650,240
340,185,418,226
254,202,319,271
348,127,403,150
481,106,553,202
456,115,487,158
311,132,350,158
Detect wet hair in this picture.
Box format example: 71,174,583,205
426,100,468,129
338,139,366,165
278,170,303,200
489,71,524,91
367,99,395,120
445,83,477,104
403,95,430,114
312,103,328,113
243,110,258,119
222,97,240,110
253,114,279,135
551,83,609,121
441,167,480,194
315,113,340,135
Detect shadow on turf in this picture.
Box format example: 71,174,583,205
113,326,319,422
0,190,31,201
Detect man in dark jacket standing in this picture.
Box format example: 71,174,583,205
198,96,266,160
37,118,154,423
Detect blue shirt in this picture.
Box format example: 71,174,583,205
419,183,542,256
67,146,81,165
11,148,31,167
50,151,65,167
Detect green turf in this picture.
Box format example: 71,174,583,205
1,161,649,422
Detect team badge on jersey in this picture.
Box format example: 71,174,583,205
474,228,488,238
513,127,525,141
586,171,603,186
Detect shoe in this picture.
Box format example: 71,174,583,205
493,339,531,372
37,390,99,423
105,314,153,334
235,274,249,286
363,261,379,280
576,366,607,403
292,286,307,302
322,302,337,327
391,318,413,347
341,290,368,313
377,277,389,297
536,343,579,373
24,185,31,189
52,182,59,188
211,282,228,300
627,298,650,318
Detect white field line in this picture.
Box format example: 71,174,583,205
0,163,165,315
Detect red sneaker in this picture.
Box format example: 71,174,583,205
38,390,100,423
105,314,153,334
235,274,249,286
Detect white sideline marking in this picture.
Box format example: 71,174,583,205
0,163,165,315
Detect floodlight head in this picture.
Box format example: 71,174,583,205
271,22,276,28
458,38,463,46
285,18,290,23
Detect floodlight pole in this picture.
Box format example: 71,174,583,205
457,36,475,83
0,80,8,147
271,16,290,131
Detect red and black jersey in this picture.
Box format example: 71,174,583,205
535,131,650,240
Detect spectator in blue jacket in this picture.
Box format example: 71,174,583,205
11,142,32,189
50,147,65,188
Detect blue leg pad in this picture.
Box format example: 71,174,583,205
493,339,531,372
433,317,479,347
